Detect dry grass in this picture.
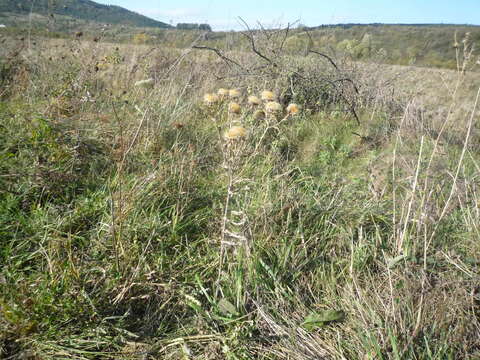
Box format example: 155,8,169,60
1,32,480,360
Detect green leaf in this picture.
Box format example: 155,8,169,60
302,310,345,330
217,298,239,316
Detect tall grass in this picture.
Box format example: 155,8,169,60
1,32,480,359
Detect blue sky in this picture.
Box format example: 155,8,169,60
95,0,480,30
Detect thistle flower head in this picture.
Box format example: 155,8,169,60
229,89,241,98
253,109,266,120
217,88,229,97
224,126,247,140
203,93,219,105
286,103,300,115
265,101,283,114
228,102,241,114
261,90,275,101
248,95,261,106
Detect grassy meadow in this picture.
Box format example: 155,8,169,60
1,29,480,359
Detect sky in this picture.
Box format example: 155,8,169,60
94,0,480,30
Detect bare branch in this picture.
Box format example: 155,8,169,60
238,17,277,67
192,45,245,70
278,21,292,53
256,21,271,41
308,50,340,70
303,28,339,70
333,78,360,94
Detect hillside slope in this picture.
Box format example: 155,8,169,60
199,24,480,70
0,0,171,28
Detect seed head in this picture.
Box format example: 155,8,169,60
229,89,241,98
228,102,241,114
224,126,247,140
248,95,261,106
286,103,300,115
261,90,275,101
253,109,266,120
217,88,229,97
204,93,219,105
265,101,283,114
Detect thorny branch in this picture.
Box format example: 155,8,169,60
190,21,361,125
238,17,278,67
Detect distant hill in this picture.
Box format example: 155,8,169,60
305,23,480,30
0,0,171,28
298,24,480,69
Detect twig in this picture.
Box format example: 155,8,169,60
192,45,245,70
238,17,277,67
303,28,339,70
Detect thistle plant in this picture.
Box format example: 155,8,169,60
218,125,252,297
206,89,303,295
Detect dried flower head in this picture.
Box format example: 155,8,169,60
261,90,275,101
229,89,241,98
248,96,261,106
217,88,229,97
253,110,266,120
286,103,300,115
135,78,154,88
225,126,247,140
228,102,241,114
204,93,219,105
265,101,283,114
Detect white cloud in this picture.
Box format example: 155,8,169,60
135,7,203,20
